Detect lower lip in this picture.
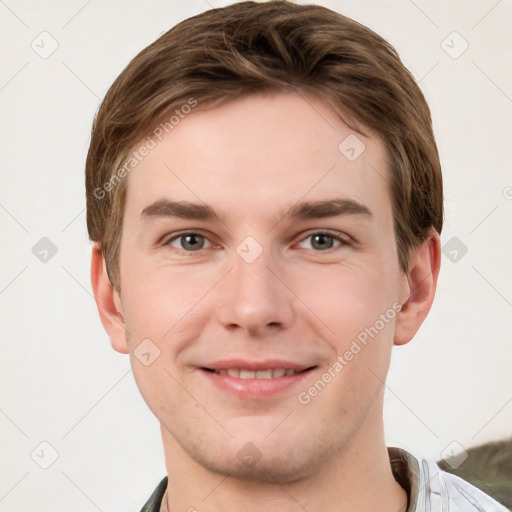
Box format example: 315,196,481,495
199,368,316,398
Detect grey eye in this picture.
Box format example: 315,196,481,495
310,234,335,250
168,233,211,251
298,233,343,251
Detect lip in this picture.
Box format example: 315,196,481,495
198,359,317,399
202,359,313,372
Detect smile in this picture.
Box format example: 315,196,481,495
209,368,301,379
200,365,317,398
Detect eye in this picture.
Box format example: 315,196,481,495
166,232,213,252
297,232,349,251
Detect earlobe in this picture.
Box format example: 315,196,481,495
393,228,441,346
90,243,129,354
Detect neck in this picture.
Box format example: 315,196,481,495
159,404,407,512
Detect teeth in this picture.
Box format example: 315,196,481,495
213,368,299,379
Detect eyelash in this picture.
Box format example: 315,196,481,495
163,230,351,255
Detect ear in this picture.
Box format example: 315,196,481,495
394,228,441,346
90,243,129,354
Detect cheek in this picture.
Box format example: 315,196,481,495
293,260,391,330
120,262,216,349
294,262,399,386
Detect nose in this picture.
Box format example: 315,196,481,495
215,244,294,336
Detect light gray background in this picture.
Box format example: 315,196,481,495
0,0,511,510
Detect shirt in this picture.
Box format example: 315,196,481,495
139,447,509,511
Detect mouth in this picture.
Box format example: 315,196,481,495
201,367,314,379
199,362,317,398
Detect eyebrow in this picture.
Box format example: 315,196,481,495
140,198,373,223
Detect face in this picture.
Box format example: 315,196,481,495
113,92,410,482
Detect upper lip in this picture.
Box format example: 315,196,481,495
201,359,316,372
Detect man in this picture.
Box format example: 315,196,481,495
85,1,508,511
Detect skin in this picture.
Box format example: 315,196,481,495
91,92,441,512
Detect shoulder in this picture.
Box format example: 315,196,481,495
438,466,509,512
388,447,509,512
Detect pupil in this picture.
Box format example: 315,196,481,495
183,234,202,250
313,234,332,250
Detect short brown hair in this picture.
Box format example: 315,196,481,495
85,0,443,291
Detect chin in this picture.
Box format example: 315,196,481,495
196,451,319,484
184,430,339,485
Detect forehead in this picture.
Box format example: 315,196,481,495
123,92,392,226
